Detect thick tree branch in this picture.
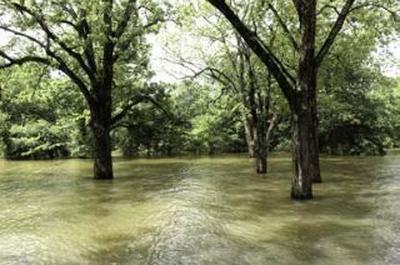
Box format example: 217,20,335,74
111,96,146,125
0,25,46,48
111,95,170,125
12,2,95,81
206,0,295,103
75,12,97,74
0,24,83,81
114,17,164,62
257,37,296,86
0,51,50,69
315,0,356,68
51,9,97,75
114,0,137,38
102,0,114,36
56,60,93,106
142,18,165,31
0,49,93,106
317,4,341,16
50,1,78,19
350,2,399,21
0,23,93,106
56,19,80,32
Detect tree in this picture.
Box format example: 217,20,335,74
163,4,284,173
0,64,93,159
206,0,398,199
0,0,164,179
319,60,399,155
113,83,188,157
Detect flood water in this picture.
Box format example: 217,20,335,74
0,153,399,264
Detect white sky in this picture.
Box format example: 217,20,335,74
376,41,400,77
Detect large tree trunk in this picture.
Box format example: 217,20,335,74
90,34,115,180
92,126,113,180
90,85,114,180
91,110,113,180
291,107,313,199
290,0,318,199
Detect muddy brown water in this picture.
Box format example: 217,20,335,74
0,153,399,264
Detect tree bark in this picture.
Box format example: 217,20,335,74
243,101,267,173
255,118,267,173
91,109,113,180
310,90,322,183
255,87,268,174
291,108,313,199
291,0,317,199
243,116,256,158
92,127,113,180
90,83,114,180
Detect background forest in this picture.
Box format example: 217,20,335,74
0,0,399,160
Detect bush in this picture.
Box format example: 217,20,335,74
3,120,70,160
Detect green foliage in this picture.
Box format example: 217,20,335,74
0,65,90,159
4,120,69,159
173,0,400,156
175,82,246,155
318,58,398,155
113,82,246,156
186,96,244,155
0,0,399,160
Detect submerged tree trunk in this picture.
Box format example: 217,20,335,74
250,90,267,174
91,109,113,180
255,85,268,174
92,127,113,180
207,0,356,199
90,81,114,180
255,116,267,173
90,28,115,180
243,102,267,173
291,107,313,199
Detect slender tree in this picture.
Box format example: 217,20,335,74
0,0,164,179
165,5,283,173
